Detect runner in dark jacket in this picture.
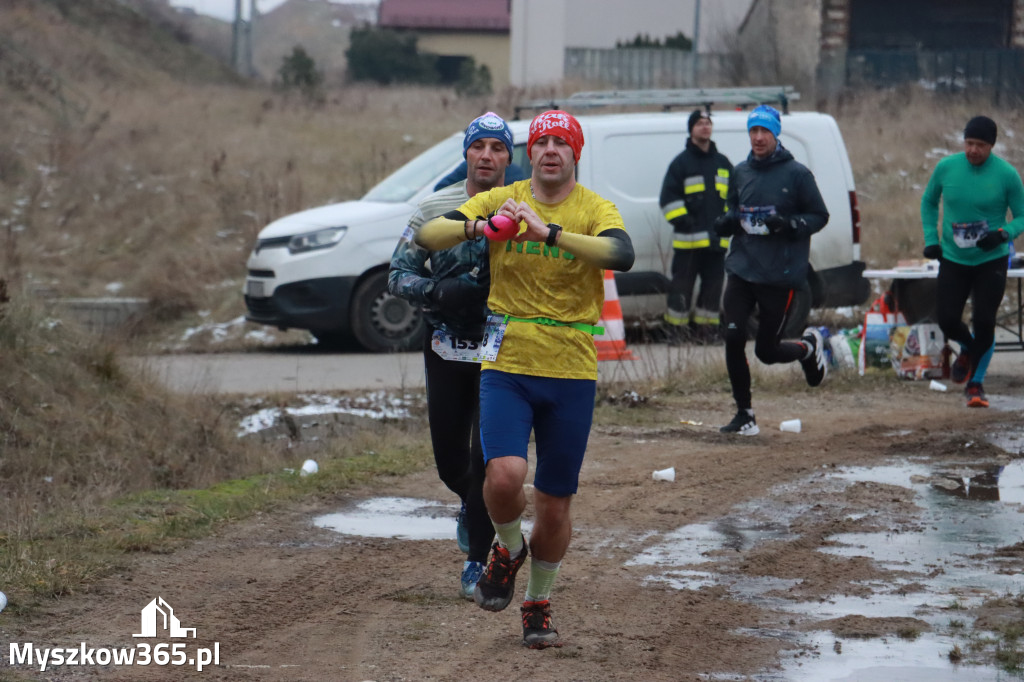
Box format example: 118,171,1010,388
714,105,830,436
388,112,517,600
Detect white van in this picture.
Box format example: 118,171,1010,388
244,92,869,351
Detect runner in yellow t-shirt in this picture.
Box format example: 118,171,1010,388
416,110,634,650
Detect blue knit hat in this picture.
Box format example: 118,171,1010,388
747,105,781,138
463,112,514,162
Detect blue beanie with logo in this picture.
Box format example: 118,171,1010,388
463,111,514,162
747,105,782,138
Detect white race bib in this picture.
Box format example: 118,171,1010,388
739,205,776,236
431,329,485,363
951,220,989,248
478,314,509,362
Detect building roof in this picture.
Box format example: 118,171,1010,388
378,0,510,32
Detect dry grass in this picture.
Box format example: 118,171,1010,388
2,81,488,323
0,290,435,601
0,295,286,532
1,0,502,344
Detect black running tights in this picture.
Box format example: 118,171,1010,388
423,332,494,563
935,256,1007,378
722,276,805,410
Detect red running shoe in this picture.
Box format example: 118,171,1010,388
521,600,562,649
966,382,989,408
473,538,527,612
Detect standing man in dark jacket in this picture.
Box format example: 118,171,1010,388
659,109,733,341
714,105,830,436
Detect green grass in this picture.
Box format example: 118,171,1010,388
941,593,1024,675
0,433,433,612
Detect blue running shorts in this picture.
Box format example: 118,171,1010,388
479,369,596,497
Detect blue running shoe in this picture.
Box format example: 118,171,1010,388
460,560,484,600
456,502,469,554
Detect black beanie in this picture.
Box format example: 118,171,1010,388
964,116,997,145
688,109,710,134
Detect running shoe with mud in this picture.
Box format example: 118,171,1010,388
473,539,527,612
521,600,562,649
799,327,827,387
965,382,989,408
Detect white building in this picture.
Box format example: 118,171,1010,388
509,0,751,87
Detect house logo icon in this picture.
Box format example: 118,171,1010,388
133,597,197,638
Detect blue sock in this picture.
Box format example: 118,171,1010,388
972,342,995,384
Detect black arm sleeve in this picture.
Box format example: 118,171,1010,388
442,209,469,222
599,228,635,272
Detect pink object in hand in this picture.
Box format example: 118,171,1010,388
484,214,519,241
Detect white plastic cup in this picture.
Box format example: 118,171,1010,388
652,467,675,482
929,380,947,392
779,419,802,433
300,459,319,476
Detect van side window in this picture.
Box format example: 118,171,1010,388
600,133,681,200
511,144,530,182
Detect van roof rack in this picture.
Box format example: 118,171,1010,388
513,86,799,120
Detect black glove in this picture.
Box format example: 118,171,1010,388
922,244,943,260
976,229,1008,251
429,276,488,313
763,214,789,235
714,213,740,238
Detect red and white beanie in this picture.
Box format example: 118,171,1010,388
527,110,584,163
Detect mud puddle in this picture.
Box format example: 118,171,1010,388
313,497,461,540
313,496,533,541
633,427,1024,681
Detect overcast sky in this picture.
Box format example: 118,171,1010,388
169,0,378,22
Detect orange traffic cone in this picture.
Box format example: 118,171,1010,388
595,270,635,361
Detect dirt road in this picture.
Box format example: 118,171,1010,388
132,344,1023,394
6,353,1024,680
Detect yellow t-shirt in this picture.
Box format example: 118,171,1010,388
460,180,626,379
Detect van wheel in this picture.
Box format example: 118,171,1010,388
746,283,811,341
350,270,425,352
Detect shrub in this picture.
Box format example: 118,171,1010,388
278,45,323,92
345,26,438,86
455,60,491,97
616,31,693,51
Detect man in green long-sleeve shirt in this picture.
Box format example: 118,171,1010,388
921,115,1024,407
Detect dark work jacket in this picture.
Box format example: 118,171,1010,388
723,144,829,288
659,139,733,252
